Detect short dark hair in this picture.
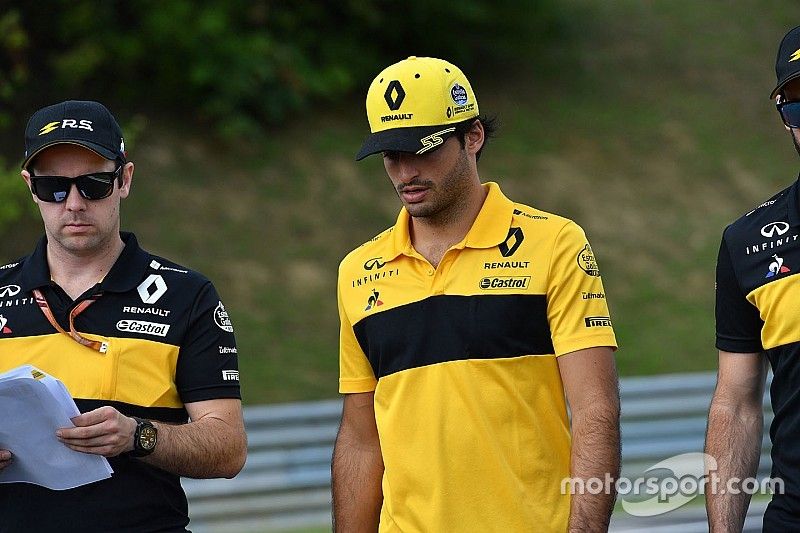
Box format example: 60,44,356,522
453,115,498,161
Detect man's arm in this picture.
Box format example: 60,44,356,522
0,449,10,470
705,350,767,532
56,398,247,479
558,346,620,533
332,391,383,532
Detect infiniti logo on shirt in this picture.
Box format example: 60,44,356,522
761,222,790,238
364,257,387,270
0,285,21,298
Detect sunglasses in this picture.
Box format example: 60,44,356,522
777,98,800,128
29,166,123,203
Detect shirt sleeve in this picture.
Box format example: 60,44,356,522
338,270,377,394
546,221,618,356
715,234,764,353
175,281,241,403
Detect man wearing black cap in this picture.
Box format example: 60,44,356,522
333,57,620,532
0,100,246,532
706,26,800,532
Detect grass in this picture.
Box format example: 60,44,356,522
2,1,799,403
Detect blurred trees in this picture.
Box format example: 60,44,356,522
0,1,565,228
0,0,564,137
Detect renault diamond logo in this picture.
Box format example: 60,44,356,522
761,221,790,238
384,80,405,111
137,274,167,304
499,227,525,257
0,285,21,298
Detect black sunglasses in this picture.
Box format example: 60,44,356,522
777,98,800,128
29,166,123,203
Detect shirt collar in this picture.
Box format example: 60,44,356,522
20,232,151,293
383,181,515,259
790,175,800,228
463,182,515,249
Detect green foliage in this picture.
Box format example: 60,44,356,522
0,10,28,129
0,1,565,232
3,1,564,138
0,159,33,230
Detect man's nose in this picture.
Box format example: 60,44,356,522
63,181,86,211
395,153,419,183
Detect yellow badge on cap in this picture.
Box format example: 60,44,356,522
790,48,800,62
39,121,60,135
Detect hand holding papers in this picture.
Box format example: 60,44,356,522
0,365,113,490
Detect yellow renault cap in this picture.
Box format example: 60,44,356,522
355,56,479,160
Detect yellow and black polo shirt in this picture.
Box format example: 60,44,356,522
338,182,617,532
0,232,239,533
716,177,800,530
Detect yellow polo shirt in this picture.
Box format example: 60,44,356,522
338,182,617,532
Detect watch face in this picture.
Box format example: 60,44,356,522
139,426,157,451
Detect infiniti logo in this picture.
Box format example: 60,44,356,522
761,222,790,238
364,257,387,270
0,285,21,298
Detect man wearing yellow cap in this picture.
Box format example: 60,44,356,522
332,57,620,532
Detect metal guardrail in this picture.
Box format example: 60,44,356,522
185,372,774,532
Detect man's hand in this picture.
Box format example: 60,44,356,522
0,449,11,469
57,406,136,457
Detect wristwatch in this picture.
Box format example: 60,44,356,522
130,417,158,457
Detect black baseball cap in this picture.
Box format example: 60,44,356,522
771,26,800,99
22,100,126,169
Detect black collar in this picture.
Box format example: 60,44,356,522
790,175,800,228
20,232,151,293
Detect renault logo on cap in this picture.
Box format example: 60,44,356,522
384,80,405,111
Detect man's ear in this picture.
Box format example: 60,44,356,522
20,170,36,201
118,162,134,199
464,120,485,155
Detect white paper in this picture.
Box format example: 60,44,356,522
0,365,113,490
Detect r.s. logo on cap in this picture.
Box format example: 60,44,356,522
791,48,800,62
38,119,94,136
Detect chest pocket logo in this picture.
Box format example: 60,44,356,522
499,227,524,257
137,275,167,304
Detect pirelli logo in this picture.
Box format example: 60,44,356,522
222,370,240,381
479,276,530,290
584,316,612,328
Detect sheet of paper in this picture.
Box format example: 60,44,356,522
0,365,113,490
